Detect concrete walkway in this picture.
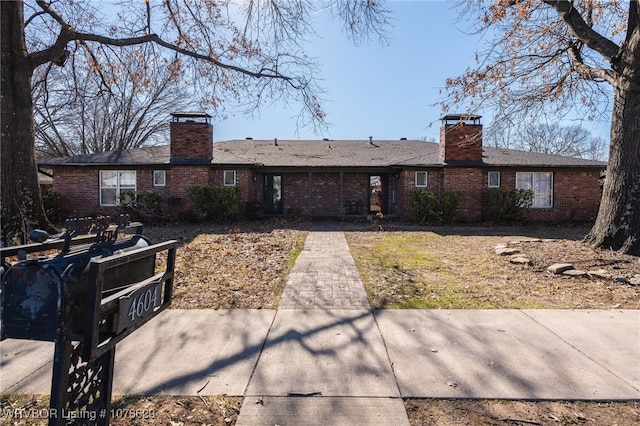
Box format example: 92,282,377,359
1,222,639,425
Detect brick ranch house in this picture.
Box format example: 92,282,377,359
39,112,607,223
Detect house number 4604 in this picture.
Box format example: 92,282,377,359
128,286,159,321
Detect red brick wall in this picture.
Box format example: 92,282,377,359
442,167,484,222
164,166,212,215
396,169,444,217
52,166,214,220
52,168,104,219
343,173,370,214
281,173,309,213
51,165,603,223
263,172,372,215
396,167,603,223
439,123,483,162
170,121,213,160
494,169,602,222
310,172,341,214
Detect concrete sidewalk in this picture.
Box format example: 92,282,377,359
1,223,639,425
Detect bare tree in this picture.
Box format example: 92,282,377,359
33,46,190,157
444,0,640,255
485,121,608,161
0,0,390,244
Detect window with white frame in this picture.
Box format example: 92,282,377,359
100,170,136,206
415,171,428,188
223,170,236,186
488,171,500,188
153,170,166,187
516,172,553,208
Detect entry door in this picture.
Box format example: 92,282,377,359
264,175,283,214
369,175,386,213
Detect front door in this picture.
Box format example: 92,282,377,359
369,175,386,214
264,175,283,214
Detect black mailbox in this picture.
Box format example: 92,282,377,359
1,221,177,355
1,219,177,426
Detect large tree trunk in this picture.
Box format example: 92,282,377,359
584,14,640,256
1,1,51,245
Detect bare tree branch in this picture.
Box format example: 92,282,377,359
542,0,620,60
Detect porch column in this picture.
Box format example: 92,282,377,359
339,172,344,209
308,172,313,212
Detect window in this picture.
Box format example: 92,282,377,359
100,170,136,206
415,171,428,188
223,170,236,186
153,170,166,187
516,172,553,208
488,171,500,188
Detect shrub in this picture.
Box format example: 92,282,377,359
482,188,534,224
245,201,266,220
137,191,163,214
409,189,465,224
119,191,164,223
187,185,242,222
41,188,62,224
177,210,201,223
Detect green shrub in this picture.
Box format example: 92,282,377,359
41,188,62,224
482,188,533,223
408,189,465,224
187,185,242,222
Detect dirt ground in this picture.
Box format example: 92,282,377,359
344,224,640,310
2,219,639,425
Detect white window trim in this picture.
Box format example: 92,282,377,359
223,170,237,186
100,170,137,206
516,172,553,208
488,171,500,188
415,171,428,188
153,170,166,187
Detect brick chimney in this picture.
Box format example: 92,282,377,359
439,114,483,164
170,112,213,163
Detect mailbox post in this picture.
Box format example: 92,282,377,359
1,218,177,425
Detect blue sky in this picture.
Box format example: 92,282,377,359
214,1,479,141
213,0,610,143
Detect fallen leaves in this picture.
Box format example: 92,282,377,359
143,221,307,309
346,225,640,310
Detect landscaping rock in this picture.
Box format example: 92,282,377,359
511,238,542,244
630,275,640,286
547,263,574,274
509,256,532,265
563,269,587,277
587,269,612,280
493,243,508,250
495,247,521,256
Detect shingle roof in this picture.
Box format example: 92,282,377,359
39,139,607,169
